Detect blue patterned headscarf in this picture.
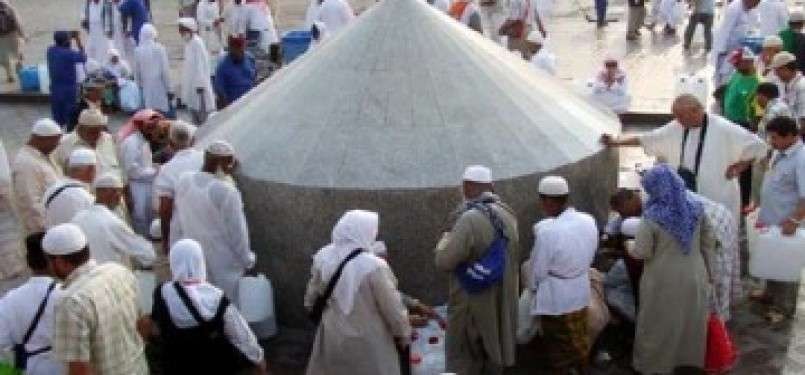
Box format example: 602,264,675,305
641,164,704,254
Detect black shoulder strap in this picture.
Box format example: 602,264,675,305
22,281,57,346
467,202,507,238
679,115,709,177
44,183,85,208
173,282,209,325
321,249,364,305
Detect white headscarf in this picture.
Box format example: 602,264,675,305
162,239,224,325
312,210,385,315
139,23,158,47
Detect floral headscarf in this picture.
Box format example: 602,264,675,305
641,164,704,254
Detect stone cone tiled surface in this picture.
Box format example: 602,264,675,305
197,0,620,327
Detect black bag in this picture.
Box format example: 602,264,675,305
13,282,57,371
677,116,709,191
308,249,364,325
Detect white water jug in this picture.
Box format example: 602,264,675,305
749,225,805,282
134,270,156,313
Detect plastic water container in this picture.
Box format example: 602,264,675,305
134,270,156,313
741,36,764,54
237,274,277,339
18,65,39,92
411,319,446,375
748,225,805,282
281,30,312,64
37,64,50,94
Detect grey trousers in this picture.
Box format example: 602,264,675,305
627,6,646,35
684,13,714,50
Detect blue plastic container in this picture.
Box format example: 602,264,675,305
18,66,40,92
741,36,764,54
282,30,312,65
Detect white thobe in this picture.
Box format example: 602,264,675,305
197,1,222,55
134,37,171,113
172,172,256,300
529,48,556,76
43,179,95,229
304,0,320,29
84,1,111,64
658,0,683,27
153,149,204,202
243,3,280,48
0,140,24,280
755,0,788,38
120,131,157,235
52,132,123,182
71,204,155,268
639,114,768,221
529,208,598,316
222,3,247,38
111,5,134,64
12,145,63,234
317,0,355,35
0,277,64,375
591,76,631,114
713,0,753,85
180,35,216,114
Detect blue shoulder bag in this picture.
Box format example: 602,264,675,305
454,202,509,294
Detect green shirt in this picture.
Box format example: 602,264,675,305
723,72,759,125
781,28,797,54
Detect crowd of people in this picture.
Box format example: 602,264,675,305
0,0,804,374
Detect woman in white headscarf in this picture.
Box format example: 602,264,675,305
133,23,171,113
104,48,132,84
304,210,411,375
149,239,267,374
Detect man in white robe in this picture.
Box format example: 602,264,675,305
223,0,247,39
0,233,63,375
43,149,97,229
755,0,788,38
82,0,112,64
602,94,768,221
133,24,171,114
171,141,255,300
12,119,64,235
179,18,216,124
72,174,155,268
197,0,223,56
153,121,203,254
0,140,25,283
316,0,354,35
713,0,761,86
525,30,556,75
242,0,280,55
51,109,123,181
120,113,159,235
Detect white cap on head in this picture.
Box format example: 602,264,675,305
462,165,492,184
763,35,784,48
206,140,235,156
178,17,198,32
78,108,108,127
149,219,162,240
791,10,805,23
770,51,797,69
538,175,569,196
620,217,641,238
526,30,544,45
42,223,88,256
32,118,63,136
68,148,97,167
93,173,123,189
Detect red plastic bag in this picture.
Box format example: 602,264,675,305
705,313,737,374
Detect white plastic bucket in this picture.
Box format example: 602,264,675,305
134,270,156,313
749,225,805,282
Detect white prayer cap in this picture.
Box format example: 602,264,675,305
538,175,569,196
763,35,783,48
526,30,544,45
770,51,797,69
42,223,87,256
32,118,63,136
149,219,162,240
206,140,235,156
108,48,120,58
620,217,641,238
93,173,123,189
462,165,492,184
791,10,805,23
77,108,108,127
68,148,97,167
177,17,198,32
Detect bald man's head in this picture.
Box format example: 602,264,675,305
671,94,706,128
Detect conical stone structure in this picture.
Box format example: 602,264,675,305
198,0,620,327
